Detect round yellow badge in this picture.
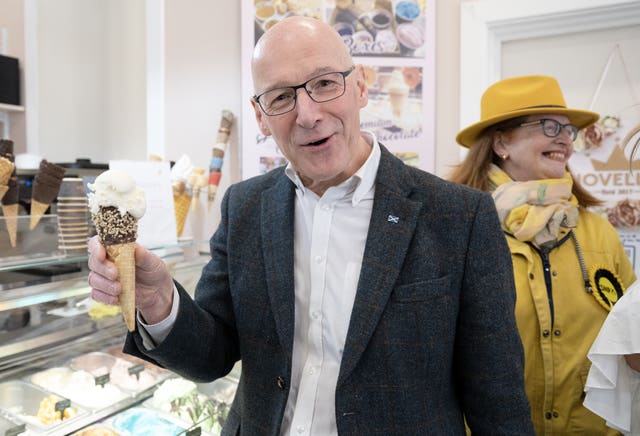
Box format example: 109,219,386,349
588,265,626,311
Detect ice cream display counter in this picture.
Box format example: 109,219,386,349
0,242,239,435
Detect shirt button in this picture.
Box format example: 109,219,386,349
322,205,331,211
308,367,315,375
311,311,320,320
297,425,305,433
314,256,323,264
554,329,561,336
545,411,552,420
529,273,534,279
276,376,286,390
552,411,559,418
552,271,557,276
542,330,550,337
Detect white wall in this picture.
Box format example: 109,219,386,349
502,25,640,118
32,0,146,163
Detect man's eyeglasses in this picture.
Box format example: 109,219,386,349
253,67,355,116
519,119,579,141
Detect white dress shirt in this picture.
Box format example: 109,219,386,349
279,132,379,435
140,132,381,436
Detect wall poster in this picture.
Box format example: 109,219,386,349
240,0,436,179
568,45,640,275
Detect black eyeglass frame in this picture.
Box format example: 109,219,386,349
519,118,579,141
252,67,355,116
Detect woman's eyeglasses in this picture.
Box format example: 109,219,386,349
519,119,579,141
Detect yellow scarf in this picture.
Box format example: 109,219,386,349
488,164,579,248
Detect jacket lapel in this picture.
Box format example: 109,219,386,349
261,173,297,361
338,147,422,386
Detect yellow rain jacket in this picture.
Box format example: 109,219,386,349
507,209,636,435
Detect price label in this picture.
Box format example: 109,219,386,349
5,423,26,436
128,364,145,380
94,373,110,387
55,398,71,421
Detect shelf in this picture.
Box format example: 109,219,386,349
0,103,24,112
0,235,209,273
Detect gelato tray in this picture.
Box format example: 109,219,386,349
0,380,88,433
70,351,160,393
110,407,187,436
30,366,128,410
145,377,233,434
0,413,26,436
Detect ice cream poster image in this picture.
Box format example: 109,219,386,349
88,169,146,331
361,65,423,138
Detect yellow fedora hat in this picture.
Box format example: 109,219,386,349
456,75,599,148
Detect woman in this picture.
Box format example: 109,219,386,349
450,75,636,435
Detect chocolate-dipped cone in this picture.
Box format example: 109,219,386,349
30,160,66,229
92,205,138,331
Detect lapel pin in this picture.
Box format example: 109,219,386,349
387,215,399,224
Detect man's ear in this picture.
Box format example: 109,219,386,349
354,65,369,109
251,99,272,136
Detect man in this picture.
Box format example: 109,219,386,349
88,16,533,435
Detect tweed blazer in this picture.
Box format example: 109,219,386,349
125,145,533,435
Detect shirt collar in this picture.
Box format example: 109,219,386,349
284,131,381,205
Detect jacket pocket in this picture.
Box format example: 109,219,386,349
390,275,452,303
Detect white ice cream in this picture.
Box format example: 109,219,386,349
87,169,146,219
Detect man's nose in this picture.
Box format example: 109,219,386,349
294,87,321,127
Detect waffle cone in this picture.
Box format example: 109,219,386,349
2,203,18,247
106,242,136,331
0,158,13,185
0,185,7,202
173,192,191,237
30,200,50,230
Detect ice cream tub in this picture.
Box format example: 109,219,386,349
71,352,160,393
30,367,128,410
0,380,87,432
145,377,232,434
109,407,188,436
103,345,172,377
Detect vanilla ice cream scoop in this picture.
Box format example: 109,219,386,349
88,169,146,219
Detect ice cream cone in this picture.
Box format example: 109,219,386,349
0,156,14,185
174,191,191,237
0,185,7,202
30,199,51,230
2,203,18,248
106,242,136,331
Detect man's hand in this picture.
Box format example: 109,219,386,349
87,235,174,325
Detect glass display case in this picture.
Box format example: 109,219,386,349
0,233,238,435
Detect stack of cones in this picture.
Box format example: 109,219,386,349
0,140,18,248
30,160,66,230
208,110,235,209
57,177,90,255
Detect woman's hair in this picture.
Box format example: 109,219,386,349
448,116,603,208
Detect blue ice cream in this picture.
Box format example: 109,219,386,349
111,408,185,436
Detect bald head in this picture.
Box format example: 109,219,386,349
251,16,352,93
